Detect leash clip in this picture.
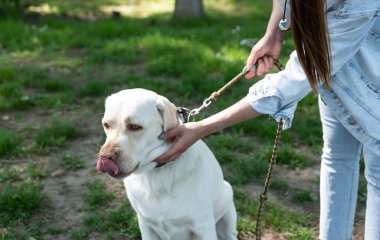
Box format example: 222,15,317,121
202,98,213,108
188,98,213,121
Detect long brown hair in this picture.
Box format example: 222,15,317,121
290,0,331,91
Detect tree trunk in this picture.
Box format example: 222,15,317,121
174,0,204,19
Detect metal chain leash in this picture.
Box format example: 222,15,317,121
179,56,284,239
255,119,284,240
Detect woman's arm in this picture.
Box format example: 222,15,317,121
265,0,288,40
156,49,314,163
155,98,261,163
200,97,261,135
245,0,288,78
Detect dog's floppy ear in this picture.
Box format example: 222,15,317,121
156,95,179,131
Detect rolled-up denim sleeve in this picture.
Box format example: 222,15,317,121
246,51,312,129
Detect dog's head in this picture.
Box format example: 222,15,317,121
97,88,179,180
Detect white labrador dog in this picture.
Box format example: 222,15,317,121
97,88,237,240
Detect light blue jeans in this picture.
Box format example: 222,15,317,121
319,97,380,240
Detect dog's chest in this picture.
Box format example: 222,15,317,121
128,186,196,218
128,188,201,239
143,215,198,239
125,175,208,224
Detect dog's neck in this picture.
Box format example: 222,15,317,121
139,142,201,194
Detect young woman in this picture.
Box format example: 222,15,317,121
155,0,380,239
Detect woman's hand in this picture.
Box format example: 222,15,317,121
245,0,288,78
245,34,284,78
155,122,207,164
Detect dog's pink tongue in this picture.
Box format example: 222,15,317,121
97,157,119,176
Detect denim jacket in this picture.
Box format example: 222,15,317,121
246,0,380,155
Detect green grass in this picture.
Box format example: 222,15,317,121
69,229,90,240
357,175,367,204
59,154,85,171
228,155,269,185
0,129,20,158
234,189,316,238
206,132,254,165
35,119,82,150
83,200,140,238
292,189,319,203
40,78,70,92
0,230,38,240
206,132,253,153
25,163,48,180
0,66,17,82
270,179,290,192
18,66,49,88
215,139,315,185
262,144,315,169
0,183,46,226
37,92,76,109
85,180,115,208
0,82,34,110
77,80,109,97
91,39,139,64
0,168,21,182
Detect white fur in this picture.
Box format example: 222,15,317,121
100,88,237,240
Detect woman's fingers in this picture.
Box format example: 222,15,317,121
155,132,190,163
256,58,265,76
268,57,274,70
155,125,191,163
245,56,276,78
263,56,271,72
155,144,182,163
165,153,182,163
245,48,261,79
159,127,181,142
245,65,257,78
246,49,259,72
155,122,205,164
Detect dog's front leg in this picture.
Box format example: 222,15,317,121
137,215,161,240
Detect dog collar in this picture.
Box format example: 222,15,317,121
176,107,191,123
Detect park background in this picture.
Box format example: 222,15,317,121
0,0,367,239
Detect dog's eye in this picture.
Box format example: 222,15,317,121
103,123,110,129
127,124,143,131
